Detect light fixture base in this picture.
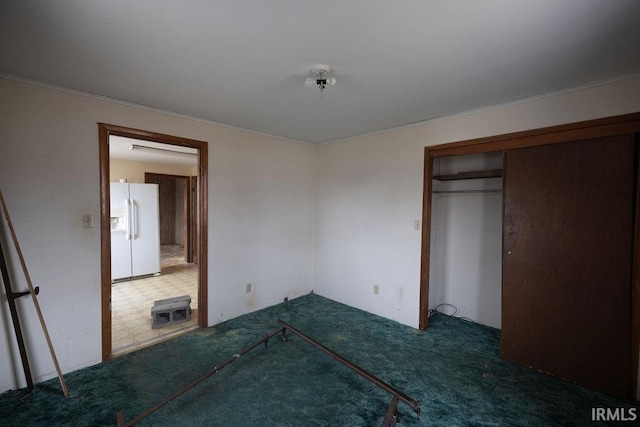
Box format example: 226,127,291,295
310,64,331,77
305,64,336,97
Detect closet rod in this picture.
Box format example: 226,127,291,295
433,189,502,194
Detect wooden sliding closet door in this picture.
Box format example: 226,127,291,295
502,135,636,398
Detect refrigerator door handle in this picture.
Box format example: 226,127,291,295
132,200,138,239
125,198,132,240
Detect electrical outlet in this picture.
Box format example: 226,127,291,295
373,284,379,295
82,214,94,228
246,283,252,293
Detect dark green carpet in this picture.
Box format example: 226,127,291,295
1,293,637,426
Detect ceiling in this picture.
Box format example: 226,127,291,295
1,1,639,144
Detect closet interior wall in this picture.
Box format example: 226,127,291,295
430,152,503,328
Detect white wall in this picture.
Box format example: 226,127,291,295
314,75,640,329
313,127,425,327
0,77,315,393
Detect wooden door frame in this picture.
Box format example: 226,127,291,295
419,112,640,393
190,176,198,264
144,172,193,263
99,123,208,362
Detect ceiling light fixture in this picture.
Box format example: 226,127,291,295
129,144,197,159
305,64,336,97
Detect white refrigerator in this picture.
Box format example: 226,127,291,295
110,182,161,281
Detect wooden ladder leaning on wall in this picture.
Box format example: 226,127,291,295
0,189,69,397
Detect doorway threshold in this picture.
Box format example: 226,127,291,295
113,323,198,357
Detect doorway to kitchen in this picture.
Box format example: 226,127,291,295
99,124,208,362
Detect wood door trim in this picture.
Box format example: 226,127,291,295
428,112,640,158
99,125,110,362
418,153,433,330
183,176,190,262
419,112,640,395
190,176,198,264
99,123,208,362
145,172,193,180
632,134,640,397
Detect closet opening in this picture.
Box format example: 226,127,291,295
429,152,504,329
418,113,640,400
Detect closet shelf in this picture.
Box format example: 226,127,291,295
432,169,502,181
